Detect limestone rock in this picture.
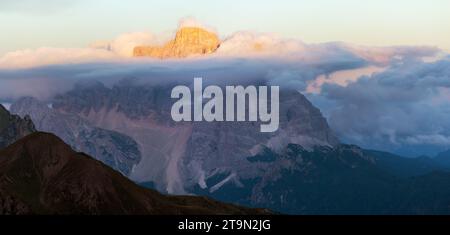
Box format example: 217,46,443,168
134,27,221,58
50,81,340,194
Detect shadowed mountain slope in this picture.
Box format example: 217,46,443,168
0,132,269,215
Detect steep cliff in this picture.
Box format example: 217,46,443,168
46,81,339,194
0,104,35,149
133,27,221,58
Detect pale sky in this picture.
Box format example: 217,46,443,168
1,0,450,55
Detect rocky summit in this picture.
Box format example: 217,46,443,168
133,27,221,58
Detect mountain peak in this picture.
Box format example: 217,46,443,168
0,132,268,215
133,26,220,58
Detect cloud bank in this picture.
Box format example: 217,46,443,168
0,21,448,156
311,58,450,156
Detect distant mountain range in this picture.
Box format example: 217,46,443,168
11,97,141,175
193,144,450,214
0,105,268,215
6,81,450,215
17,80,338,195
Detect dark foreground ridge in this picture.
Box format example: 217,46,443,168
0,132,269,215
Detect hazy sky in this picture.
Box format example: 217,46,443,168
1,0,450,55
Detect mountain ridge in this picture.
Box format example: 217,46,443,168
44,82,339,193
11,97,141,176
0,132,269,215
192,143,450,214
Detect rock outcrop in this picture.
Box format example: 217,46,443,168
193,143,450,215
0,104,35,149
48,81,339,194
133,27,221,58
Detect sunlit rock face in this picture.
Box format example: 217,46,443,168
133,27,221,58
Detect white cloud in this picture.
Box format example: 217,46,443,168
306,65,387,93
0,25,440,70
315,58,450,155
405,134,450,146
1,25,449,155
0,47,118,69
91,32,156,57
216,31,306,57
